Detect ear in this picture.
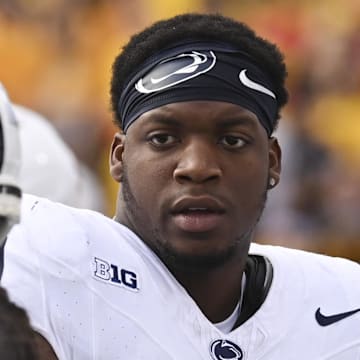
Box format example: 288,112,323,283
109,132,125,183
268,137,282,189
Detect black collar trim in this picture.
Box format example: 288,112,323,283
232,255,273,329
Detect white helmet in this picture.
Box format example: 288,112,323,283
14,105,105,212
0,84,22,245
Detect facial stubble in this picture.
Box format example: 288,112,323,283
120,164,268,271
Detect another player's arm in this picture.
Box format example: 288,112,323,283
34,332,58,360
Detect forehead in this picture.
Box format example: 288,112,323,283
128,101,264,133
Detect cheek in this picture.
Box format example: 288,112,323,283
231,155,269,186
229,158,269,210
125,152,173,199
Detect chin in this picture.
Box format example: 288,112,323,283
156,241,239,272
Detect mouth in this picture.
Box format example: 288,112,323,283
170,197,226,233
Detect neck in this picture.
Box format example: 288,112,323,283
169,253,248,323
115,194,252,323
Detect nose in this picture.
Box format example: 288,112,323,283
173,139,222,184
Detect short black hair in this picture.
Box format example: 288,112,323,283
110,13,288,131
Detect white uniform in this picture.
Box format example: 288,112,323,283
2,195,360,360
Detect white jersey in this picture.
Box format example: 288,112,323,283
2,195,360,359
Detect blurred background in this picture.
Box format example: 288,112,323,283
0,0,359,261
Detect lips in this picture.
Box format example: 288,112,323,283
170,196,226,233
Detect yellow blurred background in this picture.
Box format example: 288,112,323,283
1,0,359,261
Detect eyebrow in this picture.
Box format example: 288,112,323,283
144,114,182,127
143,111,259,129
216,116,258,130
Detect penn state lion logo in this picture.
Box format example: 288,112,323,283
210,339,243,360
135,50,216,94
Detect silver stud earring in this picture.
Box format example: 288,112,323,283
269,178,276,187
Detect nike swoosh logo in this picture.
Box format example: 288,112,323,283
150,52,205,84
315,307,360,326
239,69,276,99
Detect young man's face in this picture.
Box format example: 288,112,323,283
111,101,281,270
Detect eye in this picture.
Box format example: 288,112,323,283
219,135,247,149
148,133,178,146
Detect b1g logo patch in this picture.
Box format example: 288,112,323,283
93,257,139,291
210,339,243,360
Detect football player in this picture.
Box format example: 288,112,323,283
0,84,42,359
2,14,360,360
0,84,21,265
